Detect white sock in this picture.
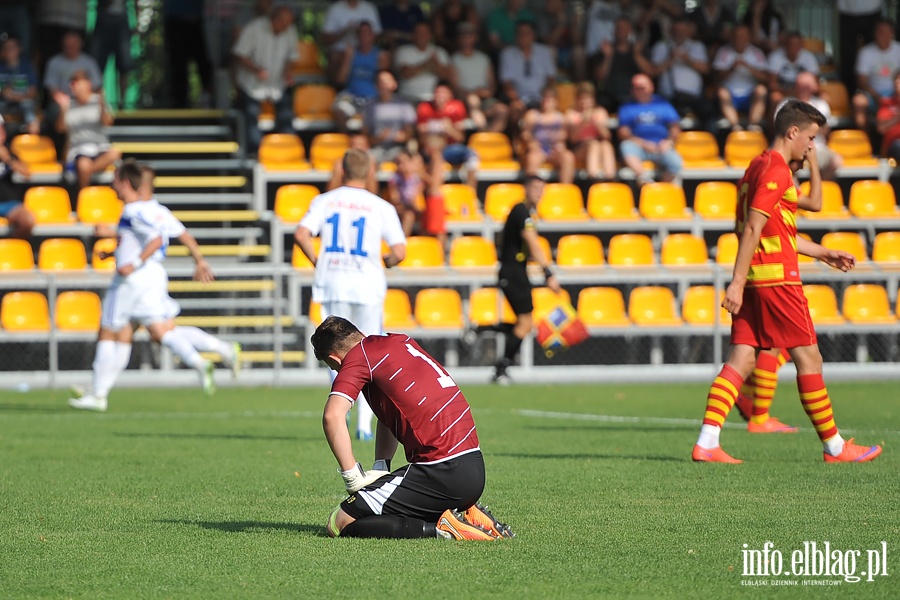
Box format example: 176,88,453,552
823,433,845,456
356,393,374,435
115,342,132,372
696,424,722,449
92,340,118,399
160,329,205,369
175,326,231,357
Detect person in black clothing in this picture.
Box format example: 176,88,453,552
492,175,560,384
596,18,653,114
0,115,34,237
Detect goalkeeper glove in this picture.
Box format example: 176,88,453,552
340,463,390,494
372,459,391,472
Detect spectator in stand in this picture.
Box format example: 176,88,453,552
585,0,622,73
617,74,682,185
521,86,575,184
417,81,478,188
91,0,135,108
232,5,299,156
37,0,88,81
500,20,556,128
164,0,213,107
536,0,585,82
0,115,35,238
332,21,389,133
713,24,769,132
767,31,820,109
687,0,736,59
379,0,426,50
650,17,713,127
44,30,103,99
566,82,615,181
0,1,31,60
394,21,453,103
876,71,900,160
433,0,480,54
633,0,684,51
597,17,653,114
0,37,39,134
452,22,509,133
387,148,424,236
486,0,535,55
54,70,122,190
741,0,781,54
363,70,417,168
321,0,382,78
852,18,900,130
781,71,841,180
838,0,884,102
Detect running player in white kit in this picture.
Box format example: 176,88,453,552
294,148,407,440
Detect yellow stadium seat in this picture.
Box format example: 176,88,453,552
675,131,725,168
608,234,654,267
1,291,50,331
528,235,553,265
415,288,464,328
23,186,73,224
0,239,34,270
556,82,576,112
77,186,122,224
873,231,900,264
468,287,516,326
467,132,520,170
291,237,321,270
532,287,572,321
10,134,63,176
848,180,899,218
556,234,603,267
399,236,444,267
821,232,868,263
628,286,683,326
275,184,319,221
682,286,731,325
715,232,738,265
842,284,896,324
38,238,87,271
484,183,524,221
441,184,483,221
798,180,849,219
828,129,879,167
586,182,638,220
802,37,825,54
660,233,709,266
55,291,101,331
802,285,845,325
638,182,691,220
537,183,587,220
693,181,737,220
291,40,324,77
724,130,768,168
820,81,851,119
384,289,417,329
91,238,117,270
308,300,323,326
577,287,630,326
293,84,336,121
259,134,310,171
449,236,496,268
309,133,350,171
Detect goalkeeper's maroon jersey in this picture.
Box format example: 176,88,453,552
331,333,479,464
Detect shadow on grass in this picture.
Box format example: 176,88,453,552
493,452,683,462
0,403,68,412
114,432,304,442
159,519,327,536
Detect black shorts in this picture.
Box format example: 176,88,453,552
499,264,533,315
341,450,485,523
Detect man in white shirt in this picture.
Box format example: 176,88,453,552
499,20,556,125
838,0,885,97
852,17,900,129
394,21,453,103
232,6,299,154
321,0,382,76
294,148,407,440
650,17,712,125
452,22,509,133
713,24,769,131
767,30,820,108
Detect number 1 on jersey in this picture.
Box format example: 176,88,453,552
324,213,368,257
406,344,456,389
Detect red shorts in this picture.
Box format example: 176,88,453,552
731,285,817,349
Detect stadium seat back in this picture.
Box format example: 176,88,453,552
484,183,524,221
660,233,709,266
449,236,496,268
556,82,576,112
724,131,768,167
91,238,117,270
638,182,689,220
798,180,847,218
291,40,323,76
1,291,50,331
38,238,87,271
310,133,350,170
693,181,737,220
384,289,417,329
468,132,520,169
628,286,683,326
291,237,321,269
11,134,58,164
556,234,603,267
682,286,731,325
0,239,34,270
468,287,516,327
586,182,638,220
399,236,444,267
537,183,587,220
848,180,898,217
608,234,653,267
275,184,319,221
872,231,900,263
293,84,336,120
821,231,868,262
842,284,896,323
56,291,102,331
819,81,851,118
715,233,738,265
441,184,482,221
259,134,309,170
828,129,876,161
577,287,629,326
802,285,844,325
308,300,323,326
532,287,572,322
77,186,122,224
415,288,464,328
24,186,72,224
674,131,724,167
528,235,553,265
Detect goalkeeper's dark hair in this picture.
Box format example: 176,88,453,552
116,160,143,191
311,315,365,361
773,99,826,137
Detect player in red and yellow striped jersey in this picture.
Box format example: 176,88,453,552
693,100,882,464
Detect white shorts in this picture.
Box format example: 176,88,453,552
101,260,180,330
321,301,383,336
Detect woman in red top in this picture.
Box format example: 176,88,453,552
566,82,615,180
876,72,900,158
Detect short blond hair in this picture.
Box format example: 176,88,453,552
342,148,371,182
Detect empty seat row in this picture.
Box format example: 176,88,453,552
17,186,122,225
0,238,116,271
0,291,100,332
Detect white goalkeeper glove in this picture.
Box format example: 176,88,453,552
340,463,390,494
372,459,391,472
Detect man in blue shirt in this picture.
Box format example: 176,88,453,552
617,74,683,184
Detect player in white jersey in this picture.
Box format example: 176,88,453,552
295,148,407,440
67,163,232,411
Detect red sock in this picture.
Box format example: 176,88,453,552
750,351,782,423
702,364,745,428
798,373,838,442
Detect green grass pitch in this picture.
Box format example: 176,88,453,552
1,381,897,599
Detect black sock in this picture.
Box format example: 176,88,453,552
340,516,436,539
501,333,524,364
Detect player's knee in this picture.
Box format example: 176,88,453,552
326,505,352,538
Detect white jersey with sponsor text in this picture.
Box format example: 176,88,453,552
114,201,165,269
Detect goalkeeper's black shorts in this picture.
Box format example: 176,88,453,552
341,449,485,522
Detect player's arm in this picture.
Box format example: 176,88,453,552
722,209,767,316
796,145,821,212
294,225,318,267
323,394,357,471
118,235,162,276
796,235,856,272
177,230,214,282
522,227,560,292
374,419,398,469
383,243,406,268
